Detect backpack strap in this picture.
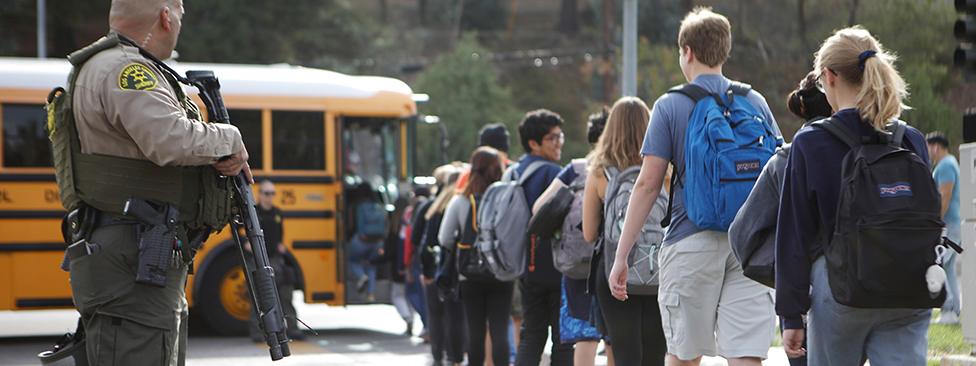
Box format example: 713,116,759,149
887,120,907,148
811,118,858,148
516,160,556,186
467,194,479,233
667,84,711,103
661,169,677,228
728,82,752,96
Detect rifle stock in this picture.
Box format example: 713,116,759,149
185,70,291,361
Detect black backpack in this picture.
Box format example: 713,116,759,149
814,118,953,308
457,195,497,282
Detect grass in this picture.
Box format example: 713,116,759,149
928,310,972,360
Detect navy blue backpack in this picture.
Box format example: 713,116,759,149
666,82,780,231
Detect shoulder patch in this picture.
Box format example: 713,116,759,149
118,63,158,91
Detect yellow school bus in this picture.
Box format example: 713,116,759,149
0,57,417,333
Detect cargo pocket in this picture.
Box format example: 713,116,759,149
91,316,169,366
659,292,683,345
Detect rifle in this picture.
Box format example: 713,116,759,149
185,70,291,361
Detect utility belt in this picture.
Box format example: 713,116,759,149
61,199,210,286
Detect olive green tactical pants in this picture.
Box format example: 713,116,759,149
69,224,189,366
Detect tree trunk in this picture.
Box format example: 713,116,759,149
453,0,465,41
418,0,427,26
797,0,811,58
558,0,579,35
378,0,388,23
848,0,860,26
602,0,615,103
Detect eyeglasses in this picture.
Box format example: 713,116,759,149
260,191,276,196
543,132,565,144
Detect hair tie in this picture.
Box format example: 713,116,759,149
858,50,877,71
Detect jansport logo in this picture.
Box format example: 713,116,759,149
879,182,913,198
735,160,761,173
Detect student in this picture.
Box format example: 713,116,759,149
728,72,831,366
372,197,422,335
534,107,612,366
512,109,572,366
582,98,666,366
777,26,934,365
457,123,513,191
347,183,387,302
414,165,465,366
927,132,962,325
439,147,512,366
608,8,779,366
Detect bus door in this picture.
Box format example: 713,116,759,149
340,117,404,305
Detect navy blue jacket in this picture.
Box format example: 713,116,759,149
775,108,930,329
514,154,562,284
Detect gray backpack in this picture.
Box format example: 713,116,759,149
477,161,555,282
552,159,592,279
602,166,669,295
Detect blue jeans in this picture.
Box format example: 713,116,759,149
942,223,962,316
808,257,930,366
405,260,427,328
347,236,379,295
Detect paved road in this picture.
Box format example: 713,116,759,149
0,293,790,365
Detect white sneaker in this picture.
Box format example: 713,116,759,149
935,311,960,324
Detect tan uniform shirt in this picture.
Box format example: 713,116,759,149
73,42,243,166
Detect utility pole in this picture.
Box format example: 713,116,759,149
37,0,47,58
621,0,637,97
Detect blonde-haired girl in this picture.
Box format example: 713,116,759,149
777,26,934,365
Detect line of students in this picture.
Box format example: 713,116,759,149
408,6,950,366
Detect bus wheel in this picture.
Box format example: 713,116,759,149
197,251,251,335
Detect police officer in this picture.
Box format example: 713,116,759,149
54,0,249,364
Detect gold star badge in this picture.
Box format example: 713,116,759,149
118,63,158,91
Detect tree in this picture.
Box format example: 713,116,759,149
178,0,373,65
413,34,519,174
558,0,579,35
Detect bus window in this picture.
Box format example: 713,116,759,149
342,118,401,204
229,109,263,170
271,111,325,170
2,103,52,167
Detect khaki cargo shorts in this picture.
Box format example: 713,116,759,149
657,230,775,360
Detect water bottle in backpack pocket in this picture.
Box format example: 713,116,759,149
667,82,779,231
601,166,669,295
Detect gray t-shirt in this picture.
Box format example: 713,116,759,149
641,74,781,245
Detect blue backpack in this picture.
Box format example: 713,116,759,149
665,82,780,231
356,201,388,238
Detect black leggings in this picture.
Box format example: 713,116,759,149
424,282,465,363
460,280,513,366
595,261,667,366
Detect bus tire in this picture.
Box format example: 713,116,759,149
196,251,251,335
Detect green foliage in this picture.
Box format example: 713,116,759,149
413,34,519,175
861,0,961,143
178,0,373,65
929,310,972,357
637,39,685,102
501,64,595,164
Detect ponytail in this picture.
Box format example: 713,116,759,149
814,26,908,131
856,53,908,130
